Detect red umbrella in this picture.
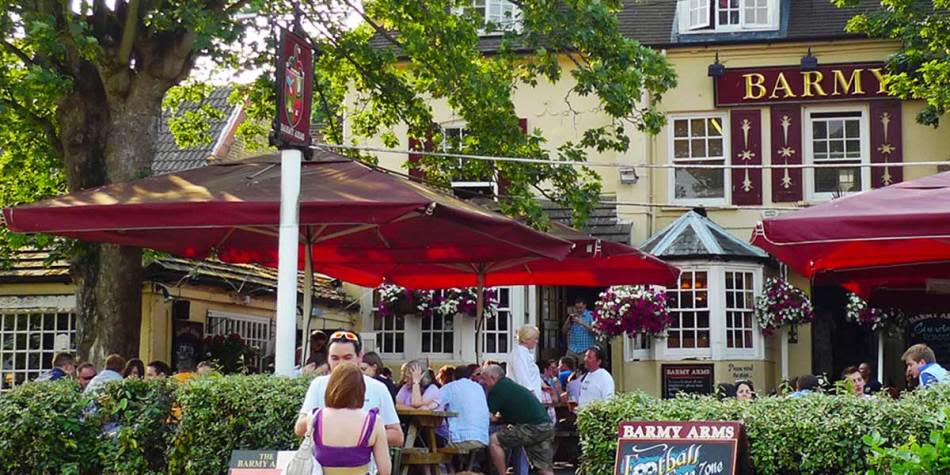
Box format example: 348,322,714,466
751,171,950,304
2,153,572,266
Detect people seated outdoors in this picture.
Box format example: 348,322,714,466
305,362,391,475
361,351,396,401
789,374,820,397
36,352,76,382
858,361,883,394
436,365,456,387
482,364,555,475
84,353,125,394
902,343,949,389
735,380,756,401
196,360,217,376
842,366,869,397
395,359,442,411
172,359,198,383
145,360,170,379
578,346,614,407
539,359,563,402
715,383,736,400
565,366,584,402
123,358,145,378
439,365,490,453
77,362,97,390
296,331,403,450
557,357,574,392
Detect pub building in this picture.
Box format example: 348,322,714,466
350,0,950,396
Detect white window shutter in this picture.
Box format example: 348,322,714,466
677,0,691,33
690,0,712,30
766,0,780,30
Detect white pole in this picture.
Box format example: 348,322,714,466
877,331,885,384
275,148,302,376
781,328,789,380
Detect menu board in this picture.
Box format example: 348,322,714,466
615,421,744,475
909,314,950,364
662,364,715,399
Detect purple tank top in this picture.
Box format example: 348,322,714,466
311,407,379,468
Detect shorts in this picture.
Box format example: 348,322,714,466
495,423,555,472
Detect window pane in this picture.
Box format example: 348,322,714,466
708,118,724,136
690,118,706,135
674,120,689,137
691,139,706,158
674,139,690,158
828,120,844,139
675,167,725,199
845,120,859,137
695,272,707,289
816,167,861,193
813,121,827,139
667,330,680,348
708,138,723,157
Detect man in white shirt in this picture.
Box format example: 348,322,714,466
578,346,615,407
294,331,404,449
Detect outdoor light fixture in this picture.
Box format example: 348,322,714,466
801,47,818,71
707,51,725,77
619,166,639,184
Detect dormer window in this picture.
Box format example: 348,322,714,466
678,0,779,33
458,0,521,35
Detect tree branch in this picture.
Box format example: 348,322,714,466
336,0,404,48
117,0,140,65
0,95,64,159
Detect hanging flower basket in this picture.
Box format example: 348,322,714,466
845,292,905,331
592,286,671,338
376,284,419,316
377,284,497,319
754,277,816,336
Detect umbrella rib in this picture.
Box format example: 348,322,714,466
311,224,378,244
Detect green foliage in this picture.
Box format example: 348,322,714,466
162,83,227,150
865,408,950,474
0,375,313,475
834,0,950,127
577,386,950,475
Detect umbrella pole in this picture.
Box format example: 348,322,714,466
301,227,314,366
877,331,884,384
474,271,485,366
275,148,302,376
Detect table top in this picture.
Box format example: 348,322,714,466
397,408,458,417
543,400,577,408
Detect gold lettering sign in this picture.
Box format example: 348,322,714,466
716,63,890,106
769,73,797,99
833,69,865,95
801,71,827,97
743,73,767,100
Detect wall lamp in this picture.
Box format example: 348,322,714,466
707,51,725,77
801,47,818,71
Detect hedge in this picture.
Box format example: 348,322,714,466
0,375,311,475
576,385,950,475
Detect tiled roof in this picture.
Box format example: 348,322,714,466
152,88,235,175
0,250,344,303
541,196,632,244
641,210,769,261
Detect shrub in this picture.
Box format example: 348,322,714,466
865,408,950,474
96,378,177,474
168,374,311,475
577,385,950,475
0,379,101,474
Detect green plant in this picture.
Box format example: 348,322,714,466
95,378,177,474
200,333,258,374
577,385,950,475
0,379,101,474
865,408,950,474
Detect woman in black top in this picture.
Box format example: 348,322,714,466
361,351,397,401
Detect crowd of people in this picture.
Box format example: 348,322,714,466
35,351,217,394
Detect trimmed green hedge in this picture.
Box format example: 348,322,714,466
577,386,950,475
0,375,311,475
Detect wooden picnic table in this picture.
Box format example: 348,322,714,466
397,408,458,475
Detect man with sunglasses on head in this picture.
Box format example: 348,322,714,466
295,331,404,451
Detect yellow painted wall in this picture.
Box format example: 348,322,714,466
0,282,74,296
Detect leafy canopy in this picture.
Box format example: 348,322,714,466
835,0,950,127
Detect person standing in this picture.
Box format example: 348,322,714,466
902,343,949,389
35,352,76,382
562,298,597,362
508,325,543,399
84,354,125,394
578,346,614,407
295,331,403,450
482,364,555,475
304,362,391,475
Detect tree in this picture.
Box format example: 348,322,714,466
835,0,950,127
0,0,675,364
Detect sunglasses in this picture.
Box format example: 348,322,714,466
329,331,358,342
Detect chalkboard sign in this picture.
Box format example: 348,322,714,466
228,450,279,475
910,314,950,365
662,364,715,399
615,421,743,475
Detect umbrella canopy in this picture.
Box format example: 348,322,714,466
312,222,680,289
751,171,950,302
2,152,573,266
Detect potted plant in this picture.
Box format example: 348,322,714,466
845,292,905,331
754,277,816,336
592,285,671,338
376,284,419,316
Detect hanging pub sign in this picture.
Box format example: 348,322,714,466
714,62,889,107
273,28,313,148
614,421,747,475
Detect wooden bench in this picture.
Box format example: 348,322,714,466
437,442,487,473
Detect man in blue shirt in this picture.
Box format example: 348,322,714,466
903,343,949,389
440,365,490,450
35,352,75,382
562,297,596,361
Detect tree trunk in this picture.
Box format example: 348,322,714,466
58,64,165,364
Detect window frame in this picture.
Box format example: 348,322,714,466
680,0,778,34
803,104,871,202
0,308,77,391
420,291,456,358
206,310,274,372
455,0,522,36
441,123,499,199
667,112,731,206
371,290,407,358
722,269,761,359
645,263,764,362
479,286,513,359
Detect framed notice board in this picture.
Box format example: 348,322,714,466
662,363,715,399
615,421,747,475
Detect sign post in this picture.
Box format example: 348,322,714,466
615,421,747,475
271,28,313,376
